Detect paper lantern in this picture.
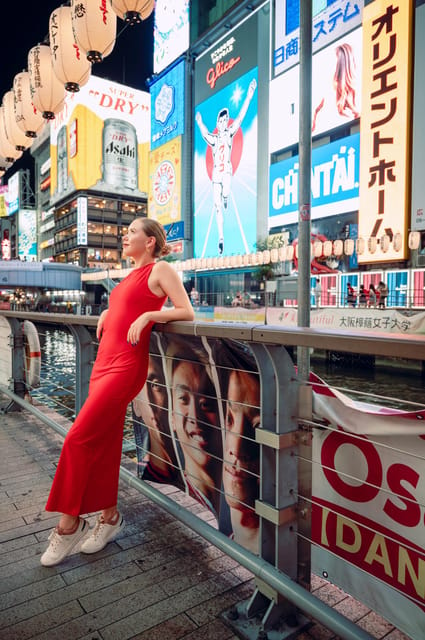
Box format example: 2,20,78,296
408,231,420,251
230,255,237,267
218,256,225,268
380,234,390,253
3,91,33,151
212,257,219,268
270,248,279,263
236,254,243,266
49,6,92,92
313,240,323,258
13,72,45,138
368,237,377,254
256,251,264,265
344,238,355,256
206,257,213,269
0,155,13,172
356,238,365,255
286,245,294,261
111,0,154,24
295,244,299,259
71,0,117,63
323,240,333,257
28,44,67,119
333,239,343,256
0,107,23,161
393,232,403,252
278,246,286,262
262,249,271,264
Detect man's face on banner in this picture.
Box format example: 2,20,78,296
133,354,169,445
223,369,260,509
171,360,221,470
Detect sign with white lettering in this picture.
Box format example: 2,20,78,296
274,0,364,76
151,59,185,151
154,0,189,74
269,133,360,228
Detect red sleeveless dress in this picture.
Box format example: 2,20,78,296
46,263,166,516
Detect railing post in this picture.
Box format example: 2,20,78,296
67,324,94,414
1,318,25,412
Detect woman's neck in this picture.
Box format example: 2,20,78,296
133,256,155,269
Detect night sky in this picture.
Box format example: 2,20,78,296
0,1,154,177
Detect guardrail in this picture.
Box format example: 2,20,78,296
1,310,424,640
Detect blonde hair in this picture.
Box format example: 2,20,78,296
138,218,172,258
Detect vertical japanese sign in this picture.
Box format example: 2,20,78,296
18,209,37,259
150,59,185,151
358,0,413,263
0,186,8,217
148,137,182,226
77,196,88,246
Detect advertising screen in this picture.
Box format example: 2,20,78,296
270,27,362,153
148,136,182,226
269,133,360,228
50,75,150,204
194,68,258,258
151,59,185,151
0,186,8,217
18,209,37,259
153,0,189,74
274,0,364,76
410,3,425,231
7,172,20,215
358,0,413,263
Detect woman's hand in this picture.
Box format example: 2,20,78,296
127,313,152,346
96,309,108,340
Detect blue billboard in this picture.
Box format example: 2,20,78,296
269,132,360,229
193,68,258,258
151,59,185,151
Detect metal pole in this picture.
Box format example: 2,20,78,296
297,0,313,382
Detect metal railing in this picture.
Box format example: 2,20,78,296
1,309,424,640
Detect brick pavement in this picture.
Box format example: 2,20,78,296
0,394,411,640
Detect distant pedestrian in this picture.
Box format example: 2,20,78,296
346,283,357,307
358,284,368,308
368,284,377,308
377,281,389,309
314,280,322,308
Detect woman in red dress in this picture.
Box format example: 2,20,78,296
41,218,194,566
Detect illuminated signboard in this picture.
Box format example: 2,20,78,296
274,0,364,76
7,172,20,215
18,209,37,259
411,2,425,232
151,59,185,151
269,133,360,228
0,186,8,218
154,0,189,74
269,27,362,153
358,0,413,263
194,68,258,258
77,197,88,246
148,136,182,226
50,75,150,203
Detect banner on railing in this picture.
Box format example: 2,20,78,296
132,334,425,637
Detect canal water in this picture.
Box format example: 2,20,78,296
34,327,425,420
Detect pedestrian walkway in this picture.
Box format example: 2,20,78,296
0,394,409,640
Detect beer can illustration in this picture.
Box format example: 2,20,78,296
56,125,68,194
102,119,138,190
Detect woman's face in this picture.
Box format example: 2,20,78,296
171,360,221,470
122,219,152,260
223,370,260,510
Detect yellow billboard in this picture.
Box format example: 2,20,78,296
148,136,182,225
50,76,150,202
358,0,413,263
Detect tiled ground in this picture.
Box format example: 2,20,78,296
0,394,411,639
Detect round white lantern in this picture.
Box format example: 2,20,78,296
368,237,377,254
408,231,420,251
0,107,23,161
28,44,67,119
344,238,355,256
333,239,343,256
286,245,294,261
111,0,154,24
256,251,264,265
356,238,365,255
262,249,271,264
313,240,323,258
13,72,45,138
278,246,286,262
380,234,390,253
49,6,92,92
323,240,333,257
2,91,33,151
270,248,279,263
393,232,402,252
71,0,117,63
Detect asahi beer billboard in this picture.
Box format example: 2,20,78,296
132,333,425,639
50,75,150,203
273,0,364,77
194,15,258,258
153,0,189,74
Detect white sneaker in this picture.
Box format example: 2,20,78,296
80,513,124,554
40,518,89,567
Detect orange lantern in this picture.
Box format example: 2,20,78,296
71,0,117,63
0,107,23,161
13,72,45,138
28,44,67,120
2,92,33,151
49,6,92,92
111,0,154,24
